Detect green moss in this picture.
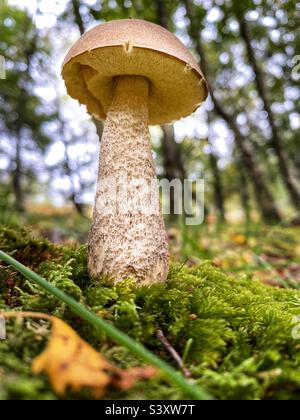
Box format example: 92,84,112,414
1,226,300,400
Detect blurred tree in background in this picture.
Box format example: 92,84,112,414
0,0,299,226
0,1,53,212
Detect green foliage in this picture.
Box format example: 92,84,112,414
0,226,59,266
0,2,52,141
1,226,300,399
0,1,54,210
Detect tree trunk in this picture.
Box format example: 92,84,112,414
71,0,104,141
63,151,85,217
236,156,251,223
155,0,169,29
66,0,103,215
161,125,185,220
212,93,280,223
71,0,85,35
55,96,86,217
11,19,34,214
69,192,85,216
208,144,225,222
207,113,225,222
184,0,281,224
237,11,300,210
12,136,24,213
154,0,187,221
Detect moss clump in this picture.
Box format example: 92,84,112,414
1,226,300,400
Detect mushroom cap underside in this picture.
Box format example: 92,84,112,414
62,19,208,125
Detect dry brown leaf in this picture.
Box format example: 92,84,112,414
1,312,157,398
114,366,157,391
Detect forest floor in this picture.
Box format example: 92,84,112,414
1,210,300,400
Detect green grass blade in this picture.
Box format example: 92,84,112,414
0,249,212,400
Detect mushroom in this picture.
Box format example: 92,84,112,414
62,19,208,285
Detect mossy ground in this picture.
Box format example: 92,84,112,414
1,225,300,400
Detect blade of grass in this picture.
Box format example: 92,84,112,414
0,249,212,400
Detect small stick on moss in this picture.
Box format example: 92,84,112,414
156,329,192,379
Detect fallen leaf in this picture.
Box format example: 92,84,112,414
231,234,247,246
114,366,158,391
32,316,113,397
1,312,157,398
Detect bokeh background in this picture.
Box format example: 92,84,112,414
0,0,299,274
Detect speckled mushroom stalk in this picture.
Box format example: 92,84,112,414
88,75,169,284
62,19,208,286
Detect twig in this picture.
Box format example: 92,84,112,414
156,329,192,378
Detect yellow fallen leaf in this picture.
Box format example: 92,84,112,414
32,316,113,397
231,234,247,246
1,312,156,398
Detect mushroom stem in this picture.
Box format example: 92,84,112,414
88,75,169,284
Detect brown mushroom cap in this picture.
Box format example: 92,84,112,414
62,19,208,125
